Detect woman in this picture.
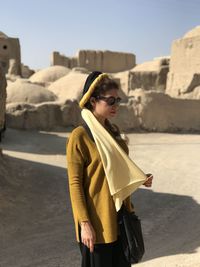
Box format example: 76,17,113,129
67,71,153,267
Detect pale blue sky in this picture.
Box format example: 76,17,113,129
0,0,200,70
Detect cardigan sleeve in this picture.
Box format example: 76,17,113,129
66,130,90,223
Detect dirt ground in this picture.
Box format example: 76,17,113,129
1,128,200,267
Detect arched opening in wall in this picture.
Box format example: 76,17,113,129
3,45,7,50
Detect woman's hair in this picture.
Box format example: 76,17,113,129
84,77,119,110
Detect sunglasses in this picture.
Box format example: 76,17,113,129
96,96,122,106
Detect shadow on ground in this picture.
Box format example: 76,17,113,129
0,154,80,267
1,154,200,266
132,188,200,262
1,128,68,155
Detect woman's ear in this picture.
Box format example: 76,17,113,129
90,97,96,108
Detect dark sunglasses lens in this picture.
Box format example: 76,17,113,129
107,97,115,105
107,97,121,106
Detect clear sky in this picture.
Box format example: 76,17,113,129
1,0,200,70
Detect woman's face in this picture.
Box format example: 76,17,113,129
91,88,120,119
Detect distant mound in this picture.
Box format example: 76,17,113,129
7,80,57,104
48,71,87,102
29,66,70,85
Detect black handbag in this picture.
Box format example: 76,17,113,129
117,204,145,264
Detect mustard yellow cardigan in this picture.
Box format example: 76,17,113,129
66,124,134,244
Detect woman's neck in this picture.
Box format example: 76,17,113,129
93,111,106,126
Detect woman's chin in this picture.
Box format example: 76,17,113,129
109,112,117,117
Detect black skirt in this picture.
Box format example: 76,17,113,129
78,237,131,267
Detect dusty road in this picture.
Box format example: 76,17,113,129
1,129,200,267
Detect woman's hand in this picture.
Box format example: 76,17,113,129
143,173,153,187
80,221,96,253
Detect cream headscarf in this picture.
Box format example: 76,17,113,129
81,108,147,211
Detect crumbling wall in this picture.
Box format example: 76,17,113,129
166,26,200,99
50,52,78,69
77,50,135,73
51,50,135,73
6,93,200,133
129,57,169,93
